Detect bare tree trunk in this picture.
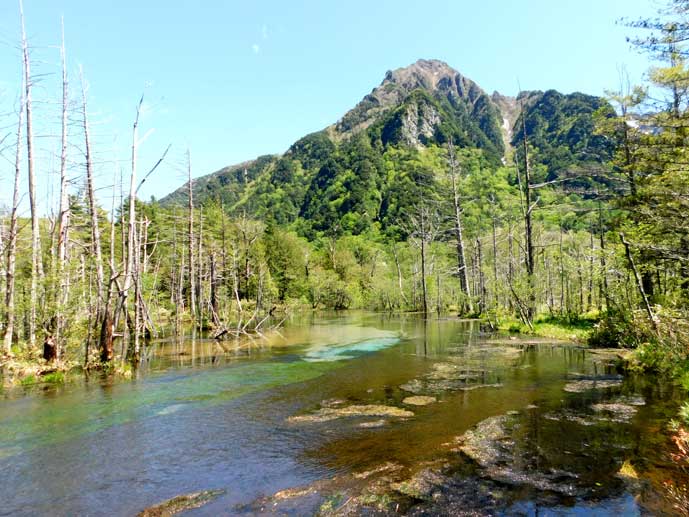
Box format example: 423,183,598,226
3,85,24,355
81,68,105,334
588,230,594,311
491,215,499,310
197,210,203,324
419,208,429,315
133,218,143,358
98,161,121,363
210,253,219,325
559,226,565,315
476,238,485,315
519,102,536,321
55,19,71,353
598,202,609,310
620,233,658,332
447,140,472,313
544,249,554,314
187,149,197,321
121,96,144,356
391,243,407,307
21,0,43,347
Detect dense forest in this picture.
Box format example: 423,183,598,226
0,1,687,385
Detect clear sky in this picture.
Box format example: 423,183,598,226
0,0,659,210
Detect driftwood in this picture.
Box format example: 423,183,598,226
213,306,284,340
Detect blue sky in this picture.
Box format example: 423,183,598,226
0,0,658,209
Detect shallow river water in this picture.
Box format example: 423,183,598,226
0,312,685,516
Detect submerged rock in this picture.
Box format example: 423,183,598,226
400,361,503,396
563,378,623,393
403,396,437,406
543,395,645,426
455,413,580,496
390,468,446,500
400,378,426,394
287,404,414,424
456,415,512,468
591,402,640,422
138,489,224,516
543,410,598,426
359,419,388,428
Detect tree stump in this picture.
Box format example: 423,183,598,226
43,336,57,362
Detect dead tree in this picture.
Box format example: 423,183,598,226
55,19,71,353
447,140,472,313
515,101,536,323
406,204,440,315
118,95,144,359
187,149,197,321
620,233,659,332
21,0,44,347
3,84,24,355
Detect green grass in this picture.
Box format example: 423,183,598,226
42,371,65,384
497,314,597,343
19,374,36,386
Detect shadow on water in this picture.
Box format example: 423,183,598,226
0,312,685,516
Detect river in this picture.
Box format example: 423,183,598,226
0,312,685,516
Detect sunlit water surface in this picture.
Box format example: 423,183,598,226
0,312,684,516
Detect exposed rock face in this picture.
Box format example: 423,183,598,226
335,59,504,152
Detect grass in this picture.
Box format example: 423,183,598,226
496,313,597,343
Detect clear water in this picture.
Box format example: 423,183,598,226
0,312,684,516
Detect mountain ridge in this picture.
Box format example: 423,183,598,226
159,59,611,237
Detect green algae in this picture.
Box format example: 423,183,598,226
0,359,338,458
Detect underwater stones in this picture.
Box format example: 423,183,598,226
591,402,640,422
563,378,624,393
359,419,388,428
455,413,581,496
482,467,578,496
543,411,598,426
400,376,502,394
138,490,225,516
321,398,346,407
353,462,403,480
428,363,483,382
403,396,437,406
287,404,414,424
400,378,425,394
458,383,503,391
586,348,634,362
390,468,446,501
543,395,645,427
457,415,512,468
400,361,502,396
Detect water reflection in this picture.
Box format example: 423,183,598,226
0,312,684,516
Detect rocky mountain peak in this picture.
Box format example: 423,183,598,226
383,59,459,92
335,59,489,135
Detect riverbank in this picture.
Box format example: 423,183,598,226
496,313,597,343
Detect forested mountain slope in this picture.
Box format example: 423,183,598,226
160,59,611,236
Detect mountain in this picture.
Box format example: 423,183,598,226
160,59,612,236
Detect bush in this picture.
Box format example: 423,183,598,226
588,309,652,349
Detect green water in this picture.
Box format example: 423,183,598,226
0,312,685,516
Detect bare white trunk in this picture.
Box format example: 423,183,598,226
55,19,71,350
20,0,43,347
448,140,472,313
187,149,196,320
3,86,24,354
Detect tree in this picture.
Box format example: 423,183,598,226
447,140,472,313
